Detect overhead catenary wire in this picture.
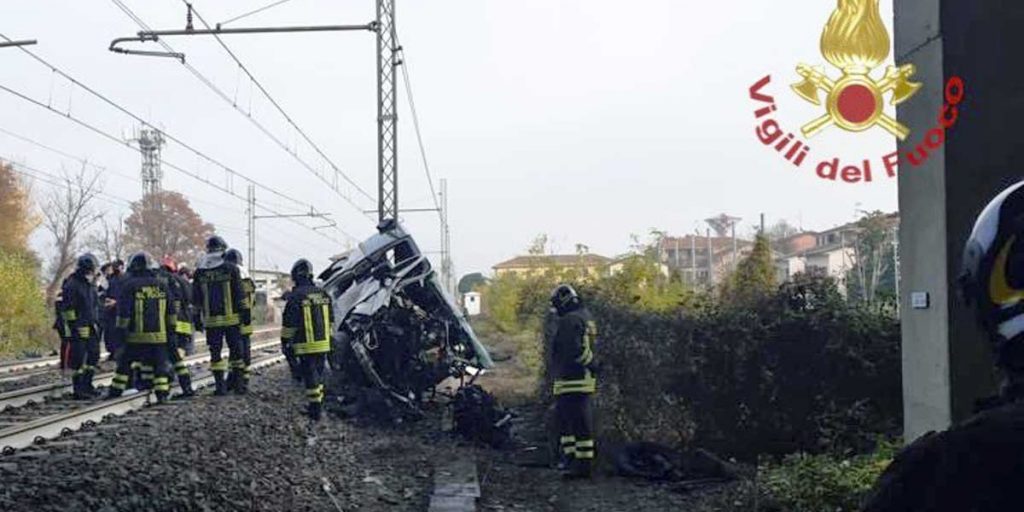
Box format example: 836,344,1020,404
393,36,441,217
218,0,297,27
108,0,375,219
0,80,349,247
0,32,356,243
1,31,313,215
184,1,372,201
0,124,251,216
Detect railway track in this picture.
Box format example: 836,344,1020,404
0,342,286,454
0,326,279,383
0,335,282,410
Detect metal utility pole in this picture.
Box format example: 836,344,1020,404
440,178,453,296
706,228,713,287
731,223,737,270
251,206,333,272
376,0,400,223
247,184,256,273
131,127,165,196
690,233,697,285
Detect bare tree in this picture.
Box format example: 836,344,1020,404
43,166,103,302
849,211,897,304
86,214,127,263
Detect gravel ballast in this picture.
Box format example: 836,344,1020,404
0,363,463,511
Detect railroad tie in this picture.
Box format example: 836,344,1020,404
428,456,479,512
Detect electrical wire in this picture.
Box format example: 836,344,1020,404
218,0,297,27
0,31,357,244
0,80,350,246
0,124,249,215
1,31,314,215
108,0,374,219
393,37,441,217
185,1,371,200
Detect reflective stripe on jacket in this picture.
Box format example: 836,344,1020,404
282,281,333,356
193,262,245,328
116,270,175,344
551,307,598,396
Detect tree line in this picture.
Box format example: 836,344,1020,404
0,160,214,357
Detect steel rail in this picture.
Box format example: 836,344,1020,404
0,333,281,410
0,352,286,453
0,326,279,376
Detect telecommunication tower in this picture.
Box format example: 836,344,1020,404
132,127,166,196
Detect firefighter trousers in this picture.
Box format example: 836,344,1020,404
110,344,171,398
556,393,595,467
229,332,252,391
68,335,100,375
167,334,193,393
206,326,242,380
68,335,100,396
299,354,327,420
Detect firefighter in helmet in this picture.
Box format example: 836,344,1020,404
106,251,175,404
281,259,333,421
158,256,195,397
863,181,1024,511
223,249,255,393
59,253,102,399
550,284,598,478
192,236,248,396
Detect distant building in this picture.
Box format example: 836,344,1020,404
773,213,899,291
463,291,482,316
657,235,753,285
491,254,612,279
607,254,670,278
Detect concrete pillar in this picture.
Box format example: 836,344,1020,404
895,1,1024,441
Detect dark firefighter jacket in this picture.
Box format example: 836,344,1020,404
239,272,256,336
59,271,100,341
193,255,246,329
101,272,123,322
281,280,333,356
116,269,176,344
551,306,597,395
157,269,194,336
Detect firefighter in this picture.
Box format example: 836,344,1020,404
59,253,102,399
862,181,1024,511
550,284,598,478
224,249,255,394
53,288,71,373
100,259,125,361
177,264,197,356
106,251,175,404
159,256,195,397
281,259,333,421
279,288,302,383
193,236,248,396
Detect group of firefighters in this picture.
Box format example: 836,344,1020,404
52,232,598,473
53,235,335,421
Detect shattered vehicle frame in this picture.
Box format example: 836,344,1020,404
318,220,494,420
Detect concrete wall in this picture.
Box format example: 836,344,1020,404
895,1,1024,441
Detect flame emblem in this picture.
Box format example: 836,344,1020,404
790,0,921,140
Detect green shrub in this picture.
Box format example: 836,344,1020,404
0,250,54,358
759,440,898,512
584,271,902,459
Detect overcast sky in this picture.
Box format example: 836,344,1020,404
2,0,900,277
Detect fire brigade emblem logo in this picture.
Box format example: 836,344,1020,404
790,0,921,140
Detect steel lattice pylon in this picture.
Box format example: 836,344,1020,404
376,0,398,223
